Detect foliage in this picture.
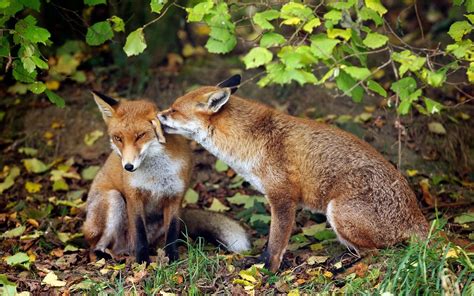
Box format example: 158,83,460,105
1,0,472,114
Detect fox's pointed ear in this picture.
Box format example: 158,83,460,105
207,88,231,113
151,119,166,144
217,74,241,94
91,91,119,121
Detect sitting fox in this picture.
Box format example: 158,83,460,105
83,91,250,263
158,75,429,272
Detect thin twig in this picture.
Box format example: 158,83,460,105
414,1,425,40
143,2,175,29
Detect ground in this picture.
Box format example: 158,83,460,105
0,56,473,295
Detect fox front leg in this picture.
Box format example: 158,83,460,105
127,199,151,264
162,201,181,262
261,194,297,272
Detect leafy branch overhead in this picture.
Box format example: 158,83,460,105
1,0,473,116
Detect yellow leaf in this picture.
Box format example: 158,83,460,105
43,131,54,140
46,80,60,90
27,218,39,228
42,271,66,287
282,17,301,26
25,181,42,193
406,169,418,177
323,271,333,278
446,247,459,259
288,289,300,296
84,130,104,146
207,198,230,212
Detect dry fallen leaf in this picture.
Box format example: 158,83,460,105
42,271,66,287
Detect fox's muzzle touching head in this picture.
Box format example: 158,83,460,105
158,75,241,139
91,91,166,171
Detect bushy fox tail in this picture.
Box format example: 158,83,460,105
180,208,251,253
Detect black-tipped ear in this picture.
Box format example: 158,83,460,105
91,91,119,122
91,90,119,106
217,74,241,94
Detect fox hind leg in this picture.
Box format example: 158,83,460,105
83,190,127,259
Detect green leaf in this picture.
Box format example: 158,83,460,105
363,32,388,49
28,82,46,94
280,2,313,25
243,47,273,69
0,274,17,296
15,16,50,44
365,0,387,16
150,0,167,13
367,80,387,97
5,252,30,270
428,122,446,135
303,17,321,33
392,50,426,76
323,10,342,22
0,166,15,196
109,16,124,32
22,158,50,173
184,188,199,204
391,77,417,100
260,32,285,48
53,179,69,191
123,28,147,56
13,60,37,83
448,21,473,42
215,159,229,172
205,36,237,54
18,0,40,11
249,213,271,225
421,68,446,87
359,7,383,26
45,90,65,108
0,0,10,9
423,97,443,114
186,1,214,22
343,66,371,80
454,213,474,224
0,37,9,56
84,0,106,5
81,166,101,180
253,9,279,30
446,39,473,59
86,21,113,46
336,71,364,102
0,225,25,238
465,14,474,24
314,229,337,241
310,34,340,59
302,223,326,236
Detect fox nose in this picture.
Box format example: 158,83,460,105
158,113,166,121
124,163,134,171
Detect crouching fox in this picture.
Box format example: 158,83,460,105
83,91,250,263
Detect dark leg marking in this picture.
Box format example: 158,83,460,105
135,216,150,264
165,218,180,262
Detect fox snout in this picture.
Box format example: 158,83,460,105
124,163,135,172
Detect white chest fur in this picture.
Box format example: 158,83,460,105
197,134,266,194
129,144,185,197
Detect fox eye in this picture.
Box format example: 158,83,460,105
113,135,122,142
170,108,177,114
136,132,146,141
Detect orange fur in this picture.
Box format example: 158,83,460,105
83,93,192,263
159,80,429,272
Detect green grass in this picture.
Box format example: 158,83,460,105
80,220,473,295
